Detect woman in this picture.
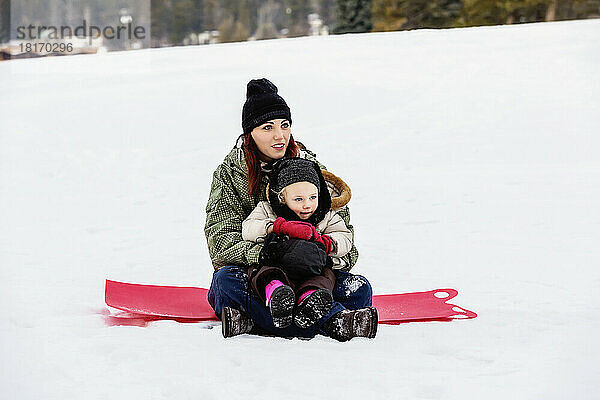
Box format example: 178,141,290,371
205,78,377,341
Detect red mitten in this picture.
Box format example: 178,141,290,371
272,217,315,240
314,234,334,254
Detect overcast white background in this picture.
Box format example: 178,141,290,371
1,19,599,399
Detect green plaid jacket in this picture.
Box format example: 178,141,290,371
204,143,359,271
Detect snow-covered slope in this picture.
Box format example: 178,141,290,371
1,19,599,399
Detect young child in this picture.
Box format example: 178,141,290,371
242,158,354,329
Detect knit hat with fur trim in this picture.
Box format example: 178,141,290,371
268,158,331,224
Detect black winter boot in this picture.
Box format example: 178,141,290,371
323,307,378,342
221,307,254,338
268,285,295,328
294,288,334,329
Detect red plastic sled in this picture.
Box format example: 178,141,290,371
104,280,476,326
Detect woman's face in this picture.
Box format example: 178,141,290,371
250,119,291,162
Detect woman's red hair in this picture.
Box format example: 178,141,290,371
243,134,299,197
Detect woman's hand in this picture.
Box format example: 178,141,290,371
272,217,316,240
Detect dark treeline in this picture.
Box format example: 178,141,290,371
150,0,337,45
372,0,600,31
1,0,599,45
151,0,600,46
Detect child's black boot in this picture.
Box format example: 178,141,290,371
294,288,333,328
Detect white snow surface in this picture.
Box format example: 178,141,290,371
2,20,600,399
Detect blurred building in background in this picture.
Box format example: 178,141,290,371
1,0,599,60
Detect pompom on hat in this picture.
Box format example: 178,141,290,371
242,78,292,135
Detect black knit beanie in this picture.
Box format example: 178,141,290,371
242,78,292,135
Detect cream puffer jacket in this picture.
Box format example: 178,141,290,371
242,170,353,269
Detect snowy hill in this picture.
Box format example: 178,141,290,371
1,19,599,399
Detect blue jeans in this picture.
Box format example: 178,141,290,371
207,266,373,338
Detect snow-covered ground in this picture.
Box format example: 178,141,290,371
1,19,599,399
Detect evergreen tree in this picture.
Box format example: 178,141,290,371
333,0,373,33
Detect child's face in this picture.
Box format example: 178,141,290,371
282,181,319,220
